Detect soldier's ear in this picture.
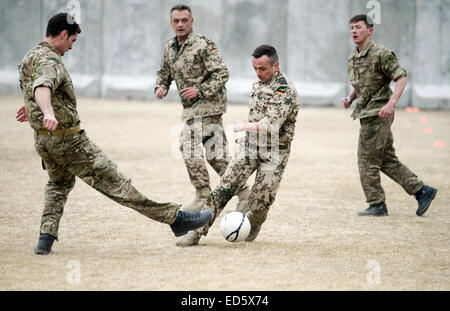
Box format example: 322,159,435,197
273,61,279,70
60,30,68,40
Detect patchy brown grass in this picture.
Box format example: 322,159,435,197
0,94,448,290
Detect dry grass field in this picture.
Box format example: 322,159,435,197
0,94,448,291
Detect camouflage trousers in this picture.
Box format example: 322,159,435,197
202,142,291,235
358,114,424,205
34,130,180,239
179,115,231,190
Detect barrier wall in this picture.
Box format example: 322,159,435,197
1,0,449,108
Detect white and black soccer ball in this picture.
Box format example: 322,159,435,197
220,211,251,242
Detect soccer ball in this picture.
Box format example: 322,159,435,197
220,211,251,242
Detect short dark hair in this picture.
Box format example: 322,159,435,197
46,12,82,38
349,14,374,28
170,4,192,16
251,45,279,66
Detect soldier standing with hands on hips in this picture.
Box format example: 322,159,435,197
342,14,437,217
16,13,211,255
154,5,250,243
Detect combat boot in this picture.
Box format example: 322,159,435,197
235,186,250,214
34,233,56,255
415,185,438,216
182,187,211,212
358,202,388,216
175,229,202,247
170,210,212,237
245,225,261,242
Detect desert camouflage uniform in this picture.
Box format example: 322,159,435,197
348,40,424,205
201,69,299,234
19,41,179,239
155,31,232,192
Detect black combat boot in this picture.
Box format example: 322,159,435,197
35,233,56,255
358,202,388,216
415,185,438,216
170,210,212,237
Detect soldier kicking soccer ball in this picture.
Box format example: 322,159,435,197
16,13,211,255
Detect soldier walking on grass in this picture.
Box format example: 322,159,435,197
154,4,250,229
342,14,437,216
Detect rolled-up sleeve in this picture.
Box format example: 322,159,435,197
380,50,407,81
32,57,63,95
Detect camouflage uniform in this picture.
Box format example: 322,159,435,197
202,69,299,234
19,41,179,239
348,40,424,205
155,31,232,192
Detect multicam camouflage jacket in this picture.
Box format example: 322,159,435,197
247,69,299,148
18,41,80,131
348,40,407,119
155,31,229,121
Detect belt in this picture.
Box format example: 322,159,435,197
36,125,81,136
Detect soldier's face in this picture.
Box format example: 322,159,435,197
252,55,279,83
171,10,193,39
350,21,373,45
56,31,77,56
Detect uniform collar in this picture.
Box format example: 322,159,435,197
183,30,195,46
39,40,62,56
262,68,282,87
173,30,195,48
353,40,374,58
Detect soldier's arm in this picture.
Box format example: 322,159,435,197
155,44,173,97
34,86,58,131
378,50,407,118
30,56,63,130
379,76,407,118
234,120,267,133
196,40,229,99
390,76,407,103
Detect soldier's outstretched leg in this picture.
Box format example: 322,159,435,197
67,132,211,233
68,132,178,223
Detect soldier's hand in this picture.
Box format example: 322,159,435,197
233,120,247,132
342,96,352,109
43,114,58,131
155,87,168,99
180,87,197,99
16,105,28,122
378,101,395,119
